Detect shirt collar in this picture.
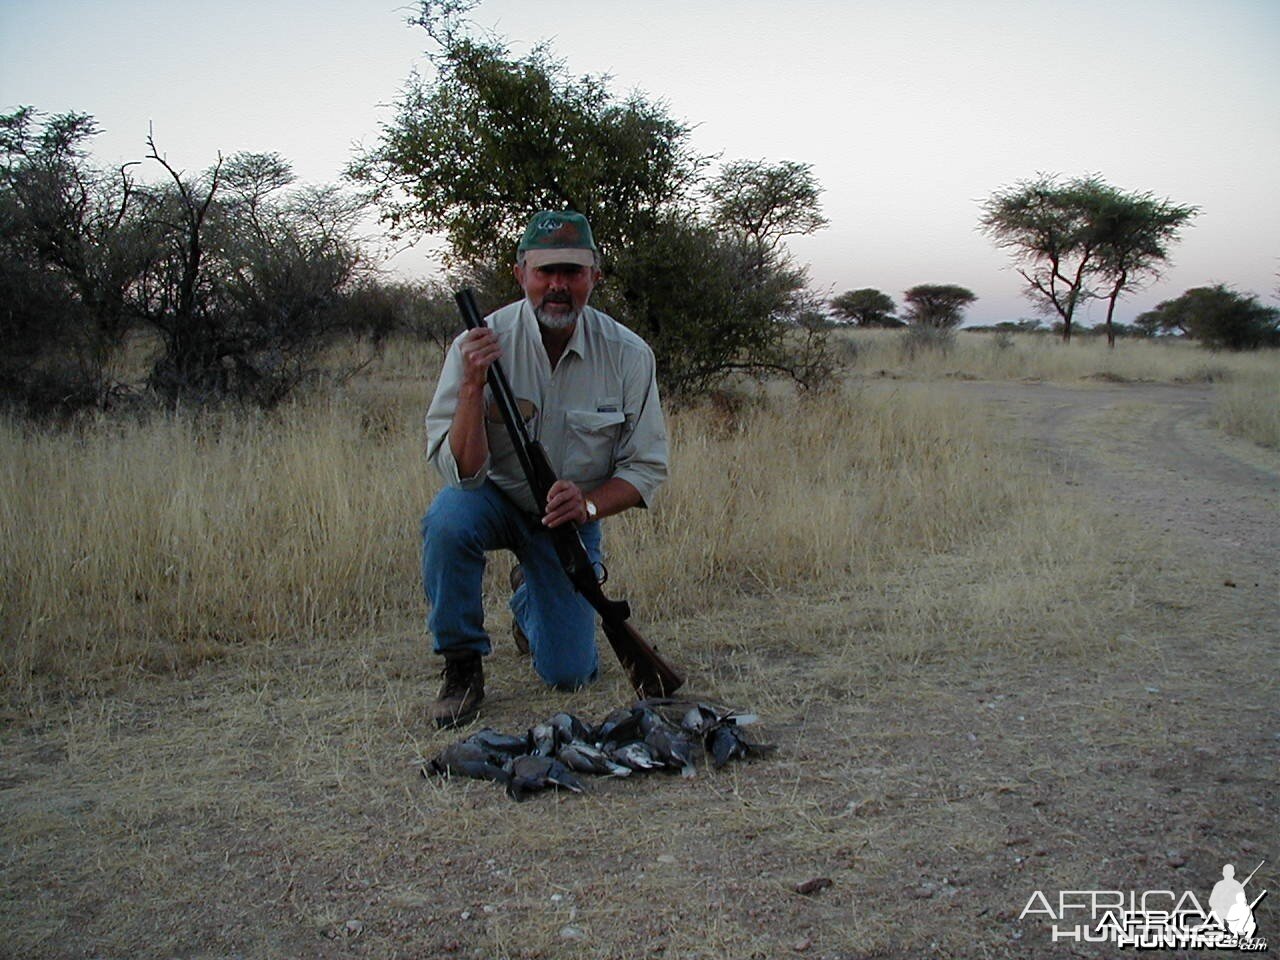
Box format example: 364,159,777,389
563,307,589,359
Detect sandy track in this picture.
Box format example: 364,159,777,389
945,379,1279,584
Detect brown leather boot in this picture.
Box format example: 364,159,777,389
509,565,530,657
430,652,484,729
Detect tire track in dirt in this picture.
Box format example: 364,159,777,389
919,378,1279,958
944,380,1279,587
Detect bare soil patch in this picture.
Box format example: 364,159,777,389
3,378,1276,959
942,380,1278,571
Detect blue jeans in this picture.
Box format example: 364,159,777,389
421,481,602,689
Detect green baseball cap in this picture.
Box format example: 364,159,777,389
517,211,598,268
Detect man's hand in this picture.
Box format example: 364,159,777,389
542,479,590,529
459,328,502,389
448,327,501,478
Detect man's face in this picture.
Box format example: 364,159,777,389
513,261,600,330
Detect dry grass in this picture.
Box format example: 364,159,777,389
2,334,1275,959
842,327,1278,387
1211,368,1280,448
613,385,1035,612
2,352,1104,699
9,330,1268,697
0,397,435,692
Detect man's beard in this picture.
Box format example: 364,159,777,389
530,296,581,331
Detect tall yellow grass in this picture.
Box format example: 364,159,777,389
612,386,1026,610
1212,369,1280,448
1,401,435,688
6,329,1266,695
2,372,1043,695
843,328,1278,385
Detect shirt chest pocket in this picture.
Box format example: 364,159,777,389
562,409,626,486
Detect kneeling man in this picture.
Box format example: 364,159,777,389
422,211,668,728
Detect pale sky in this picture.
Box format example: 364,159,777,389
3,0,1278,325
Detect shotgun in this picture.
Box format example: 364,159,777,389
453,288,684,698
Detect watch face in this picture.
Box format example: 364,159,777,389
586,499,598,518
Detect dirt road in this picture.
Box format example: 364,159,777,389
861,378,1280,956
946,380,1279,579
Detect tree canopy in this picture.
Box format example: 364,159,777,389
2,107,149,410
350,3,835,397
1,107,372,414
979,174,1196,344
902,284,977,329
706,159,828,264
347,34,701,270
829,288,900,327
1136,285,1279,350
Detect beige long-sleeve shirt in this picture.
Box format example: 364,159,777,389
426,299,669,515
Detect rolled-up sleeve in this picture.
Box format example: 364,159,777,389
425,334,490,490
612,342,668,507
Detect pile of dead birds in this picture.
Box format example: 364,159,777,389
422,698,772,802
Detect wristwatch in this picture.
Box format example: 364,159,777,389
584,498,598,521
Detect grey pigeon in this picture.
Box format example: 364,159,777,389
680,705,716,737
635,706,669,738
504,755,587,802
464,728,530,756
556,741,632,777
632,706,698,776
608,740,664,772
706,722,774,769
528,722,557,757
426,741,510,784
548,712,594,746
596,706,643,745
643,724,698,777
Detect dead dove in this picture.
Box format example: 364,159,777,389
528,722,557,757
426,741,511,784
548,712,594,746
608,740,664,772
504,755,587,802
556,741,632,777
633,706,698,776
464,728,530,756
596,706,644,745
643,724,698,777
706,722,774,769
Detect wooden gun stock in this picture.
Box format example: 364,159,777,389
601,618,685,700
453,288,684,698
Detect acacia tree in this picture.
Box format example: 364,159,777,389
139,139,369,406
1137,286,1279,350
352,2,835,396
902,284,976,328
706,159,828,267
829,288,899,327
1,109,375,414
347,31,701,269
979,174,1196,344
1089,189,1198,346
0,108,151,412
